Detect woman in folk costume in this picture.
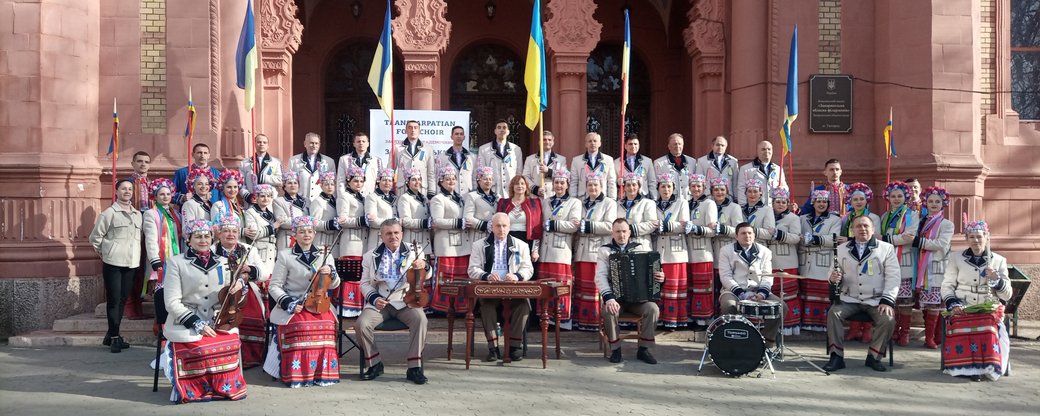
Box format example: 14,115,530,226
766,188,802,335
798,189,841,332
273,170,309,249
836,182,882,342
463,166,498,244
365,168,398,250
264,216,342,388
911,186,955,349
617,171,659,250
430,164,472,314
181,168,215,224
143,179,183,329
334,164,370,318
242,184,281,281
572,171,617,331
940,220,1012,381
653,171,691,329
496,175,544,261
538,167,581,329
89,179,143,353
684,173,717,327
879,181,920,346
741,178,777,244
210,215,267,368
398,166,432,255
160,219,248,403
308,170,344,252
211,170,246,231
709,176,742,299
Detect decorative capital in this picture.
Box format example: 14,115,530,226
392,0,451,53
544,0,602,55
261,52,290,79
259,0,304,54
683,0,725,57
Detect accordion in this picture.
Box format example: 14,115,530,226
607,252,663,303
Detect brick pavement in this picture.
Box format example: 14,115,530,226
1,324,1037,416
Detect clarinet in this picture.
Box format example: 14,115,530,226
829,233,842,302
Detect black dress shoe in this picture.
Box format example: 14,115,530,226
361,362,384,380
636,347,657,365
822,353,845,372
865,355,887,372
116,338,131,349
102,335,112,347
509,347,523,361
484,347,501,362
608,348,623,363
109,336,123,354
406,367,428,385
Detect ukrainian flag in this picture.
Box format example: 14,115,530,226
884,107,896,158
235,0,257,112
621,9,631,114
780,25,798,157
368,0,394,119
107,98,118,155
524,0,547,129
185,87,196,139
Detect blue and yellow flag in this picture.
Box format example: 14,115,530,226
884,107,896,158
185,87,196,139
780,25,798,157
235,0,257,112
523,0,547,129
368,0,394,119
621,9,631,114
107,98,118,155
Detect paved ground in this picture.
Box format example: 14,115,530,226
2,321,1039,416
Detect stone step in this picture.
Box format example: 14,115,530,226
9,330,159,348
52,313,156,333
94,302,155,318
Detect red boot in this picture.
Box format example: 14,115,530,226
860,321,873,344
923,311,940,349
895,312,911,347
844,321,863,341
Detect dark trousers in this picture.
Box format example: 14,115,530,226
102,262,137,338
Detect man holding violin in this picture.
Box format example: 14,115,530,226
356,218,431,385
265,216,342,388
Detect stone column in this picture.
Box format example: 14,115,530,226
727,0,768,154
258,0,303,161
0,0,103,337
683,0,726,146
392,0,451,111
544,0,602,157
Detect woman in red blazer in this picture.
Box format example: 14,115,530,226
496,175,543,262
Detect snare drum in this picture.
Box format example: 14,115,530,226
706,315,765,376
739,299,782,320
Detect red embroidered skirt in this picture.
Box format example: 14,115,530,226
573,261,601,331
171,332,247,403
277,309,340,388
771,268,802,332
431,255,471,314
336,256,364,318
942,308,1005,376
658,263,688,328
537,262,574,322
800,279,831,332
238,288,268,368
687,262,714,325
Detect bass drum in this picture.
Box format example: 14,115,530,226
706,314,765,376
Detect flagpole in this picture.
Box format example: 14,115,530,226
187,87,194,162
112,98,118,202
538,113,544,193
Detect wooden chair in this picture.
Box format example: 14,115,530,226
823,310,894,366
598,312,644,357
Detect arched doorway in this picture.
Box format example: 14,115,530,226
323,41,404,160
586,43,651,156
449,43,529,152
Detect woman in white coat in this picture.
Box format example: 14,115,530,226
572,171,617,331
210,215,266,368
242,184,281,281
879,181,920,346
430,164,471,314
463,166,498,244
912,186,955,349
538,168,581,329
740,178,776,245
89,179,143,353
684,173,717,327
309,171,344,252
765,188,802,335
398,166,432,256
211,170,246,233
653,172,691,329
335,165,369,318
180,169,215,224
617,171,659,249
365,168,398,249
143,178,182,334
799,189,841,332
272,170,309,249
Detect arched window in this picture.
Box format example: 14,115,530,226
586,43,651,156
449,43,529,151
323,41,404,160
1011,0,1039,120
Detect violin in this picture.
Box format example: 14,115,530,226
214,245,253,331
405,239,430,309
304,245,336,314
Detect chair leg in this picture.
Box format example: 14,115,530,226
888,338,894,367
152,333,164,392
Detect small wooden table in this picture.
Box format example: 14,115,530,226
440,280,568,369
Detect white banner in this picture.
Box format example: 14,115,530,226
368,109,470,169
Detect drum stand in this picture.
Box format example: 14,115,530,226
770,277,831,376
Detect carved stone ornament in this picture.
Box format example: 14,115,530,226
392,0,451,52
544,0,602,55
403,62,438,74
260,0,304,53
683,0,725,56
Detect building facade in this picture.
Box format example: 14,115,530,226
1,0,1038,336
